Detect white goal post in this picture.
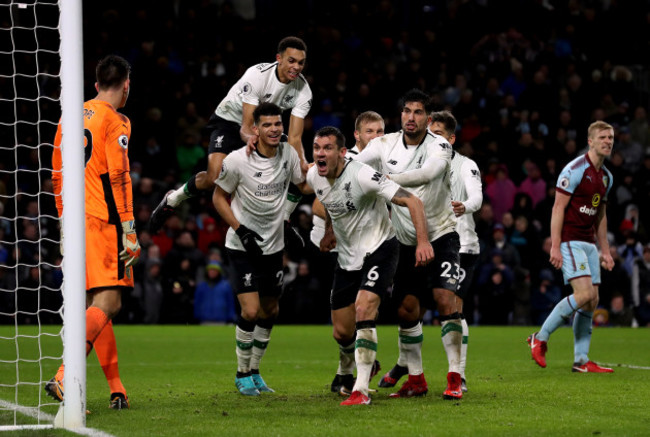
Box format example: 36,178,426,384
0,0,85,431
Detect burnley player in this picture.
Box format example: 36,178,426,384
528,121,615,373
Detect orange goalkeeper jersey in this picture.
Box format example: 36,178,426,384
52,99,134,224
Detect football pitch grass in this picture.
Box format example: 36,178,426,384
1,325,649,436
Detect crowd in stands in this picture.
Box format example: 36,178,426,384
2,1,650,326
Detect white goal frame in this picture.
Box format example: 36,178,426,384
0,0,86,431
57,0,86,428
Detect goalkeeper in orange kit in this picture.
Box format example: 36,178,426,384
49,55,139,410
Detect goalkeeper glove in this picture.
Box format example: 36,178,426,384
284,220,305,251
235,224,264,258
119,220,141,268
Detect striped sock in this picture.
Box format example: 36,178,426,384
352,321,377,396
399,322,423,376
250,324,272,371
441,317,462,374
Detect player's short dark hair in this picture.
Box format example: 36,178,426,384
400,88,432,113
278,36,307,54
95,55,130,90
355,111,384,132
253,102,283,125
315,126,346,149
430,110,457,136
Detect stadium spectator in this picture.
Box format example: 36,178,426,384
485,164,516,223
633,245,650,326
530,268,563,326
279,259,322,324
193,261,236,325
134,257,164,324
608,293,635,327
476,249,515,325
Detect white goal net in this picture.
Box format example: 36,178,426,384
0,0,85,430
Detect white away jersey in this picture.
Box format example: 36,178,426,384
310,146,360,249
215,62,312,124
217,143,304,254
356,131,456,245
306,160,399,271
450,152,482,254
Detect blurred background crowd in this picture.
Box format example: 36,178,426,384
1,0,650,327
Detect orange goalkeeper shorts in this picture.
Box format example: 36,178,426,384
86,214,134,292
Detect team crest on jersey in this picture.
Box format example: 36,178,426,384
592,193,601,207
602,175,609,187
579,263,586,271
388,160,398,165
317,189,323,196
343,182,352,197
117,135,128,149
243,273,253,287
220,162,227,178
559,177,570,189
214,135,224,148
263,93,272,100
241,82,252,95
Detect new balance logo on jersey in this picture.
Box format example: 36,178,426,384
253,172,262,178
471,169,479,176
284,95,295,104
346,201,356,211
364,280,376,287
371,172,383,182
579,205,597,216
388,160,398,165
263,93,272,100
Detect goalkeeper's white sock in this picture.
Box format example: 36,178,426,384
336,338,356,375
352,322,377,396
459,317,469,380
441,316,463,374
235,320,255,374
250,324,272,371
399,322,424,376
